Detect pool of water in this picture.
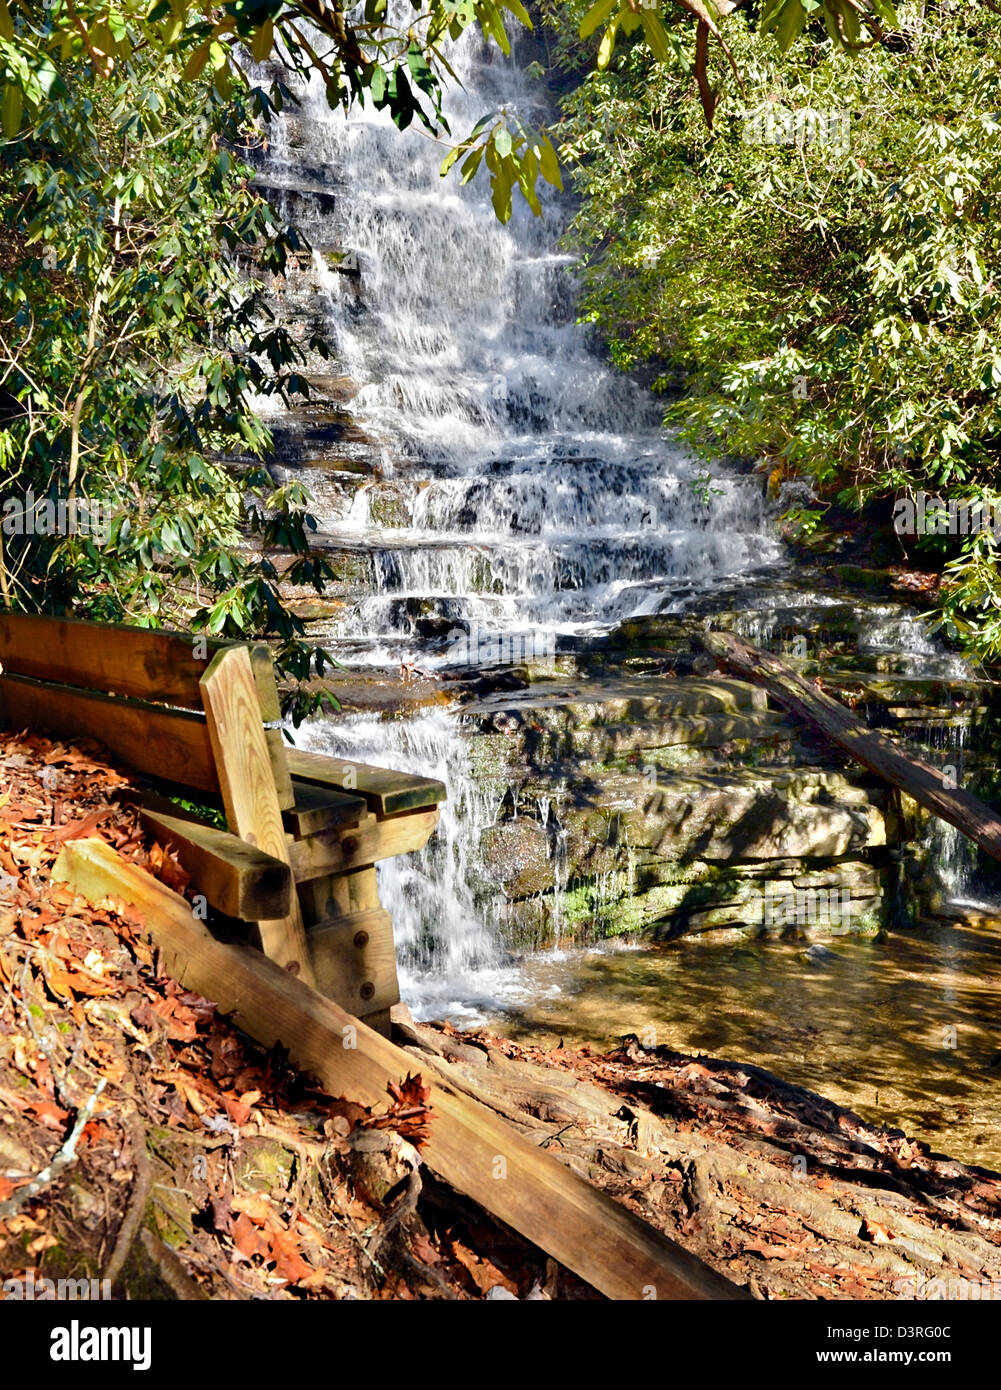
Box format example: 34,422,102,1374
473,917,1001,1172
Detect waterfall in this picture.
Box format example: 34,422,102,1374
925,720,997,914
269,27,782,1017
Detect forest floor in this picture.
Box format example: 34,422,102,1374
402,1021,1001,1300
1,727,1000,1301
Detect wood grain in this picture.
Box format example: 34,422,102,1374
287,747,446,816
287,808,440,883
282,779,367,839
307,907,400,1015
247,643,295,812
53,838,748,1303
0,611,230,708
199,647,315,986
139,805,293,920
0,672,219,792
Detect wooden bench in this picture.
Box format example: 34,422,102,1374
0,612,444,1034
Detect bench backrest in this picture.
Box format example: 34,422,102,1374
0,612,293,807
2,611,447,1030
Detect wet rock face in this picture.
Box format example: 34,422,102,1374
246,62,1001,978
481,774,887,896
251,106,999,959
622,772,887,862
454,574,1001,951
470,692,894,948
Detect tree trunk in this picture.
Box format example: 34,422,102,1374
700,627,1001,863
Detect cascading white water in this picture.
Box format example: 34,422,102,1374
924,720,997,914
269,28,780,655
298,708,571,1018
271,25,782,1015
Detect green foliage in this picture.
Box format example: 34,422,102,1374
441,112,562,223
6,0,998,704
577,0,901,68
758,0,900,52
0,0,922,227
0,0,551,217
0,7,336,722
166,795,227,829
551,1,1001,660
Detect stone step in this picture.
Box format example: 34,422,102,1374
498,857,887,949
784,667,992,701
466,708,805,778
468,702,785,740
479,768,888,899
578,710,791,753
465,675,768,726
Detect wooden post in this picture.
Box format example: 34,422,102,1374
284,794,439,1037
298,861,399,1036
199,647,316,987
248,643,295,811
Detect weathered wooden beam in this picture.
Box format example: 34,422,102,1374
287,747,446,816
282,778,367,839
307,907,400,1016
0,611,230,708
296,849,397,1032
701,628,1001,863
200,648,315,986
302,864,382,920
0,672,219,793
0,614,293,805
139,805,293,920
247,644,295,812
287,808,440,883
52,838,747,1303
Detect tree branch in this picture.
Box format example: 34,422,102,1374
694,20,718,128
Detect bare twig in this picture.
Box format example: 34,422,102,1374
0,1077,106,1219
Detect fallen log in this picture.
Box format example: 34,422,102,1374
412,1026,1001,1302
700,628,1001,863
52,837,747,1302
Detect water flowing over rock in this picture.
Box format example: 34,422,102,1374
250,30,1001,1031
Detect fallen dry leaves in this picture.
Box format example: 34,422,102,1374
0,728,561,1301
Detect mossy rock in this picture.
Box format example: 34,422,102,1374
233,1138,296,1195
